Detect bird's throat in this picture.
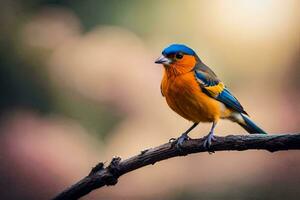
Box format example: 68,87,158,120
164,63,195,78
164,55,197,77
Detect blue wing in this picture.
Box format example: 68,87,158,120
194,64,247,115
215,88,247,114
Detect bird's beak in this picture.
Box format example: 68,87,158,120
155,55,171,65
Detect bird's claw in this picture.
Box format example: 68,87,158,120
203,133,216,153
174,133,190,149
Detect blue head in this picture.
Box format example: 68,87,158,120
162,44,195,56
155,44,198,66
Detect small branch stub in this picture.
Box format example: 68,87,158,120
88,162,104,176
105,157,122,186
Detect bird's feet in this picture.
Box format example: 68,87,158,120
169,133,190,149
203,132,216,152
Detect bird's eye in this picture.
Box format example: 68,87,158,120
175,53,183,59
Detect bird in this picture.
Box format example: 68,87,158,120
155,44,266,149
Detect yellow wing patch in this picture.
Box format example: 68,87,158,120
204,82,225,97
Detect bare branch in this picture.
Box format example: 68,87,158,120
52,133,300,200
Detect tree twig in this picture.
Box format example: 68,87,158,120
52,133,300,200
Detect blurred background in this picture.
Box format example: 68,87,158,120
0,0,299,199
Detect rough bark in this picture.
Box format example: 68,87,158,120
52,133,300,200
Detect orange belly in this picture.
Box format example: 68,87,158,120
161,71,222,122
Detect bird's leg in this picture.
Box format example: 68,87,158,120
203,121,217,150
171,123,199,149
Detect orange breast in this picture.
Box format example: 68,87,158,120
161,71,222,122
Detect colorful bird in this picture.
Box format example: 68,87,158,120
155,44,266,149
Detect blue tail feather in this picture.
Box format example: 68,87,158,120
239,114,267,134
